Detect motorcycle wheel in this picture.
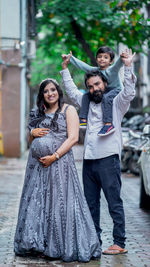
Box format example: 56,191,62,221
121,160,128,172
128,158,140,175
121,150,128,172
140,171,150,209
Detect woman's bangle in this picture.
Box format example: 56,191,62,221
30,129,33,136
54,152,60,160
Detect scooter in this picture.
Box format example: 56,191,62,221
121,129,149,175
122,113,150,131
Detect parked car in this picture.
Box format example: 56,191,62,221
139,125,150,210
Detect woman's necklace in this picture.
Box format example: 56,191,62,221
46,106,58,114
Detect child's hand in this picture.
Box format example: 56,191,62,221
120,48,130,59
61,53,70,60
61,51,72,69
120,49,136,67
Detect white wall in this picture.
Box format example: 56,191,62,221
0,0,20,49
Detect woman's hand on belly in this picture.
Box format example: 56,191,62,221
39,154,56,167
32,128,50,137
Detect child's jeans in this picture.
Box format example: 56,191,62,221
79,92,90,120
79,88,121,123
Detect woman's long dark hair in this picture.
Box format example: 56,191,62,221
36,78,64,131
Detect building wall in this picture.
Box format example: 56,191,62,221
1,50,21,157
0,0,24,157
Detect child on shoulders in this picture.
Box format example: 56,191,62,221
68,46,125,136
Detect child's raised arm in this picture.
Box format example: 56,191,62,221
110,48,133,73
70,54,98,73
109,57,123,73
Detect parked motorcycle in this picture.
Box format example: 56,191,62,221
122,113,150,131
121,129,149,175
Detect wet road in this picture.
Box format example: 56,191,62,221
0,145,150,267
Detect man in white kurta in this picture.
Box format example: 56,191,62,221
60,51,136,255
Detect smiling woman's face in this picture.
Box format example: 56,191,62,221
43,82,59,106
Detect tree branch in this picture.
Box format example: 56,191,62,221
71,19,97,66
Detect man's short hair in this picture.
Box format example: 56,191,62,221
84,71,108,89
96,46,115,61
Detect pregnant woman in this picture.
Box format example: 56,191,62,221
14,78,101,262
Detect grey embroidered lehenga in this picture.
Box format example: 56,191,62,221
14,107,101,262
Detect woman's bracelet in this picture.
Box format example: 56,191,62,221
54,152,60,160
30,129,33,136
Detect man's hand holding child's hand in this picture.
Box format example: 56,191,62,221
120,49,136,67
61,51,72,69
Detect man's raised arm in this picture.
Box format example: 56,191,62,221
60,53,83,108
115,49,137,115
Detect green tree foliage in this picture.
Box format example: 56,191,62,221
31,0,150,86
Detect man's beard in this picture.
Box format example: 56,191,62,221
89,90,103,104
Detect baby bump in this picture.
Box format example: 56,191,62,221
31,135,54,159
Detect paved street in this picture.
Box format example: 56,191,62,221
0,144,150,267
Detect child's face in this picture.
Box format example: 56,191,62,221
96,53,112,70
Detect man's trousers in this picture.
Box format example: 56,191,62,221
83,154,126,248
